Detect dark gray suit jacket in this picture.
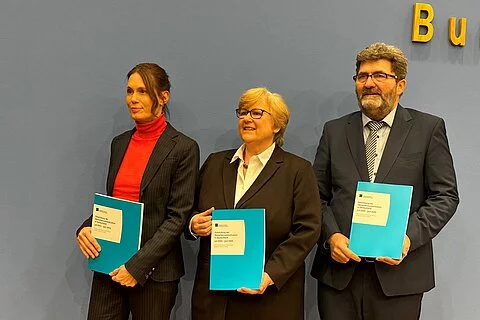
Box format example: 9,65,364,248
79,123,199,286
189,146,322,319
311,105,459,296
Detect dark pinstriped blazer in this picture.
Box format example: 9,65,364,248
79,123,199,285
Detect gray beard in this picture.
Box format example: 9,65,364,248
357,93,395,121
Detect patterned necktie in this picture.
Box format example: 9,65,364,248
365,121,385,181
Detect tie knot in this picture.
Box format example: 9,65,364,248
367,121,385,132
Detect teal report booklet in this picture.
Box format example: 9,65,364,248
88,193,144,274
348,182,413,259
209,208,265,290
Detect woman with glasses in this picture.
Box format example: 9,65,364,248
187,87,322,320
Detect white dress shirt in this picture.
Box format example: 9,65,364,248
230,143,276,207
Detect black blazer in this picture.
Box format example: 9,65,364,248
189,146,321,319
79,123,199,286
311,105,459,296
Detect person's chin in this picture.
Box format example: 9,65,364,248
132,116,149,123
360,98,382,110
240,135,256,144
359,103,380,118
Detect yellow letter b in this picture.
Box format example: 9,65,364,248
412,3,434,43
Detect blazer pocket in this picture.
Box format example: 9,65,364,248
395,152,422,165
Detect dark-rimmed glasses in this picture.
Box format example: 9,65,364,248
353,72,398,83
235,108,271,119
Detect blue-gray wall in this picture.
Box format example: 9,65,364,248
0,1,476,319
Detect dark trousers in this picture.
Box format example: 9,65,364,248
317,263,423,320
87,272,179,320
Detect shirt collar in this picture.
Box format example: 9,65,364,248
230,142,276,165
362,106,397,128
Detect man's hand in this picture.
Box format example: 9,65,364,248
110,265,137,287
237,272,274,295
376,235,411,266
191,207,214,237
328,233,361,263
77,227,101,259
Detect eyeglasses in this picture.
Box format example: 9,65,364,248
353,72,398,83
235,108,271,119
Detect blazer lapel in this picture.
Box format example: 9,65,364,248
235,146,283,208
346,112,369,182
107,130,134,195
222,151,237,208
140,123,177,193
375,105,412,182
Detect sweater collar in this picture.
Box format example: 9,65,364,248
134,114,167,139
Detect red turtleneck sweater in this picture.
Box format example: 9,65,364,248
112,115,167,202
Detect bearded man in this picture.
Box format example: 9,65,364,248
311,42,459,320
